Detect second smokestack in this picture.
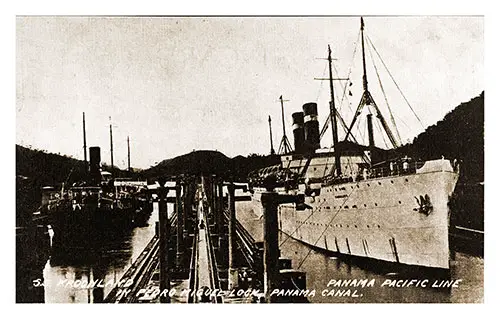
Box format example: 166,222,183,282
303,102,320,152
292,112,305,154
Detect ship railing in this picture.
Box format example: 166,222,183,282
368,160,425,179
321,160,426,186
250,160,428,188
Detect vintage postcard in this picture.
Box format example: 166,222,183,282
15,15,484,305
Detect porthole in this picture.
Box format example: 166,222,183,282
378,182,381,185
398,201,402,204
367,225,370,228
364,204,367,207
367,183,370,186
391,180,394,184
374,203,378,206
405,178,408,182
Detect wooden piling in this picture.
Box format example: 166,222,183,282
261,191,279,303
217,180,224,235
176,180,184,269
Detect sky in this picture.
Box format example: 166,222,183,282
16,16,484,169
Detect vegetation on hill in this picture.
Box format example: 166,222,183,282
394,91,484,183
140,150,280,182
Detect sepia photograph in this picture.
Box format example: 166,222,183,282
15,12,484,305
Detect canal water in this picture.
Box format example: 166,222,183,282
278,232,483,303
39,201,483,303
41,203,165,303
236,201,484,304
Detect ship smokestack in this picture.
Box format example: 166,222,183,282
292,112,305,154
302,102,320,152
89,146,101,185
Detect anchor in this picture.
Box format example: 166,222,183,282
414,194,433,215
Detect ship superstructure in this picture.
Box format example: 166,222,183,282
245,18,459,269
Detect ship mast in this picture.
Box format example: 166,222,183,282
268,115,276,155
127,135,131,172
327,45,342,177
277,95,293,154
315,47,349,176
109,117,114,171
83,112,88,172
361,17,369,93
344,17,399,153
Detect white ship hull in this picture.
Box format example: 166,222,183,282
241,159,459,269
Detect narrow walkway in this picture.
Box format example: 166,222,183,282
196,199,212,291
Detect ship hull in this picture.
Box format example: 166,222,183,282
243,161,459,269
47,198,153,245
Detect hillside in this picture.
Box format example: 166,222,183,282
141,150,280,181
15,145,130,224
395,91,484,183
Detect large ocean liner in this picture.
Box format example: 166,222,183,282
246,18,459,269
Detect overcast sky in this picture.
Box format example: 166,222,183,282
16,16,483,169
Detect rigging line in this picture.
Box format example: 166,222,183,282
390,107,413,132
355,112,365,143
315,58,328,102
322,146,335,178
319,30,361,141
332,61,350,113
366,37,403,146
297,183,358,269
365,34,425,130
278,188,334,248
334,29,361,115
375,115,390,149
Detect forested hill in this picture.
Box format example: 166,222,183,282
140,150,280,181
394,91,484,183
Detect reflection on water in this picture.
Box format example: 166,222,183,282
278,232,484,303
43,203,163,303
42,200,483,303
236,201,484,304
